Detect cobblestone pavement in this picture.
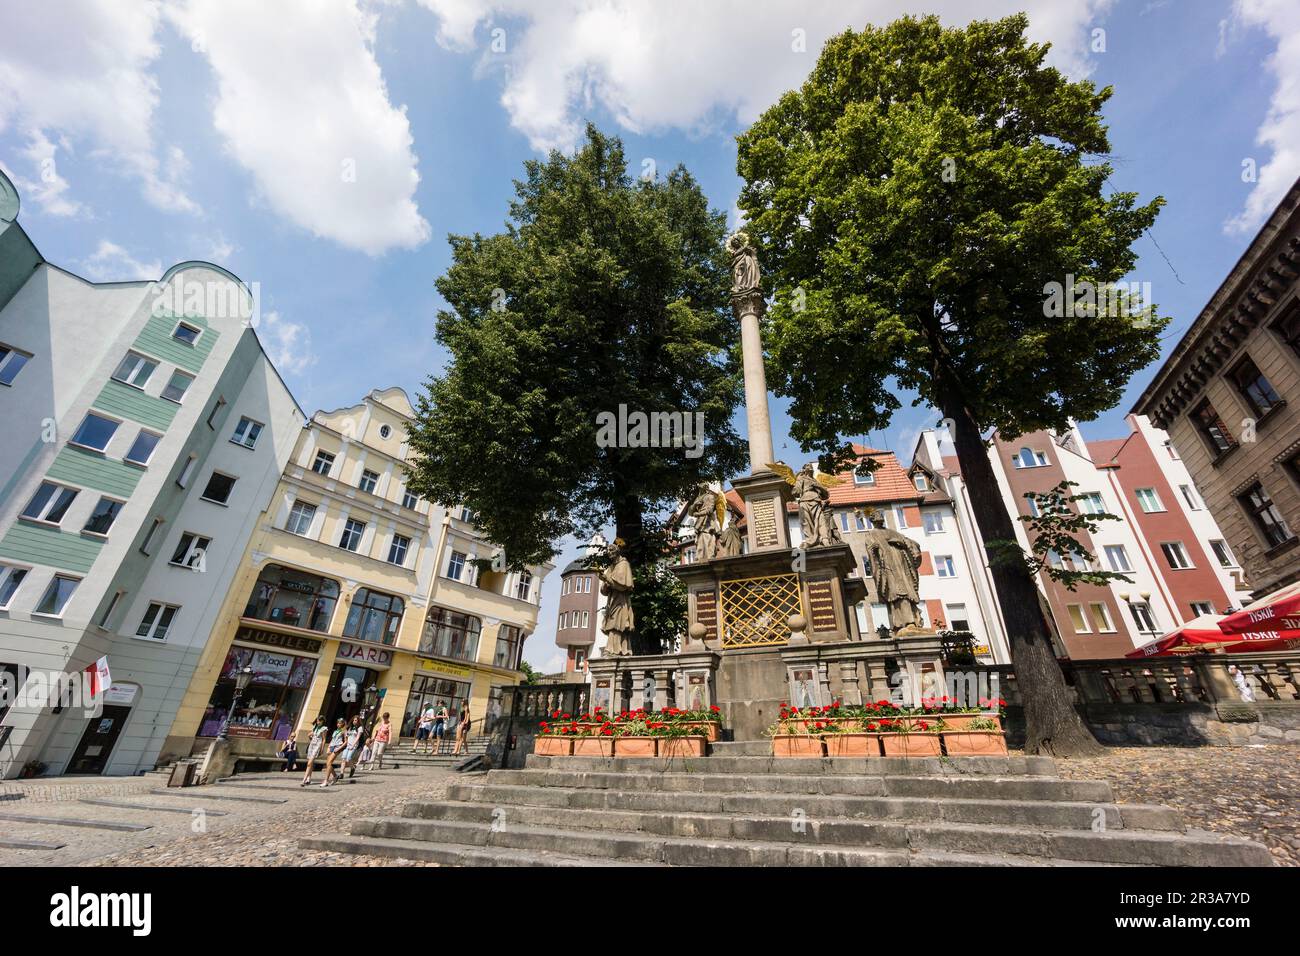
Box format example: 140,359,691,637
0,766,453,867
1055,744,1299,867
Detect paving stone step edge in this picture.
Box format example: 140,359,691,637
523,754,1058,776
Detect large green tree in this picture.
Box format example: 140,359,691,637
406,126,745,652
736,15,1168,755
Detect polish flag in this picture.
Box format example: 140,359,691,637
84,656,111,698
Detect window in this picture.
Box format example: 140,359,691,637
1025,497,1040,518
136,603,179,640
170,532,211,569
0,564,29,609
934,555,956,578
124,429,161,465
231,417,263,449
1089,603,1116,633
839,510,867,532
402,487,419,510
343,589,405,645
446,550,467,581
177,454,198,488
1190,601,1216,617
585,576,593,593
21,482,78,524
111,351,157,388
515,569,533,601
459,506,476,523
582,610,589,628
1135,488,1164,513
34,575,80,616
0,344,32,385
421,607,482,661
206,396,227,430
1079,492,1106,516
1164,439,1180,460
914,475,928,491
1238,482,1293,548
1277,303,1300,358
1128,600,1158,636
922,511,944,534
338,518,365,552
172,321,201,345
70,413,119,451
1191,400,1237,456
1161,541,1193,570
945,603,970,632
285,501,317,536
1230,356,1282,418
1209,539,1235,568
894,505,908,529
853,468,876,486
388,534,410,566
359,469,379,494
160,369,194,403
311,450,335,476
98,590,125,628
201,472,236,504
243,565,339,632
140,518,164,555
558,612,567,629
1103,545,1132,573
1014,447,1048,468
493,623,525,670
1179,484,1203,511
1067,604,1091,633
83,497,124,536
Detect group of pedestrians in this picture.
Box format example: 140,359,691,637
413,700,471,755
288,711,395,787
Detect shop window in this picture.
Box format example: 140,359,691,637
242,564,340,632
343,588,404,645
198,645,315,740
421,606,481,662
493,623,525,670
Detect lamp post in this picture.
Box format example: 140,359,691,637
1120,591,1158,643
218,665,254,741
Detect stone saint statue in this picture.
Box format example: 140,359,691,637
600,540,636,655
686,483,720,561
793,463,832,547
727,230,760,297
862,524,924,633
717,521,743,557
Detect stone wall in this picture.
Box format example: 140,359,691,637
1002,701,1300,748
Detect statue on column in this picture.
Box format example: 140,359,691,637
727,230,761,298
861,513,925,633
686,482,721,562
600,538,636,655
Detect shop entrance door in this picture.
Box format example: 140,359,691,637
320,664,379,729
66,706,131,775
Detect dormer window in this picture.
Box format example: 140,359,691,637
914,475,928,491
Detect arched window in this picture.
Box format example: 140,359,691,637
1015,447,1047,469
343,588,405,645
243,564,339,632
421,607,482,661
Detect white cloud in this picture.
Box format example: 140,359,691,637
1224,0,1300,235
0,0,197,215
0,131,83,217
167,0,430,256
82,240,163,282
256,310,318,376
418,0,1114,152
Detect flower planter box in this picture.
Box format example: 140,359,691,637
572,736,615,757
772,735,824,758
614,736,657,757
677,721,721,741
930,713,1002,732
942,731,1008,756
823,733,880,757
534,736,572,757
879,733,942,757
659,736,707,758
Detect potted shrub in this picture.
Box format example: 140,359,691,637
822,720,881,757
942,715,1008,756
662,705,724,741
533,722,572,756
613,718,658,757
878,718,943,757
767,714,824,757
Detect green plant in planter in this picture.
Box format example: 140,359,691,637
965,716,1000,732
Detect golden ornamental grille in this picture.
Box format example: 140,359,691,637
719,572,804,648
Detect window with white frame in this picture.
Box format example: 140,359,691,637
388,534,410,566
1164,439,1180,460
1079,492,1105,515
311,450,335,476
894,505,908,529
1209,539,1235,568
338,518,365,552
231,417,263,449
446,550,467,580
285,501,316,536
934,555,956,578
1025,497,1040,518
1179,484,1203,511
21,482,78,525
160,369,194,403
1161,541,1193,570
1067,604,1091,633
0,344,32,386
359,469,379,494
922,510,943,534
582,610,589,627
1135,488,1164,513
111,351,157,388
170,533,211,569
1103,544,1132,573
1128,601,1158,635
1190,601,1216,617
83,497,124,536
124,429,162,465
0,564,29,610
34,575,80,616
945,603,970,631
854,467,876,486
515,569,534,601
70,413,119,451
136,602,179,640
402,487,419,510
172,321,202,345
1089,602,1116,632
1014,447,1048,468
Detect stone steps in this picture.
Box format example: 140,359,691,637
298,754,1275,867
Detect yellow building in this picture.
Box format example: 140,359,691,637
160,387,550,763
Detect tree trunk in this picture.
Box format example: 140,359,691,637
940,395,1103,757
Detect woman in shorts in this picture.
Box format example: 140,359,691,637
301,716,328,786
320,718,348,787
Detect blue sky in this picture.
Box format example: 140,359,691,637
3,1,1298,671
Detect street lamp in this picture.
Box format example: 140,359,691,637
1120,591,1158,643
218,665,254,741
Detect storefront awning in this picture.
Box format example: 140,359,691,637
1126,612,1300,657
1216,581,1300,635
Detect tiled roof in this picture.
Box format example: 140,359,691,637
825,444,923,506
1087,438,1128,466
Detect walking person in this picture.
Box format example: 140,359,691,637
320,718,347,787
452,704,471,756
414,702,436,755
279,730,299,773
433,701,449,754
301,716,328,786
343,715,365,779
368,712,392,770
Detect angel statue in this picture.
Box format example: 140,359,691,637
860,513,925,634
600,538,636,655
767,461,843,548
686,482,722,562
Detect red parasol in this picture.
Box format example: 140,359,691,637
1217,581,1300,635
